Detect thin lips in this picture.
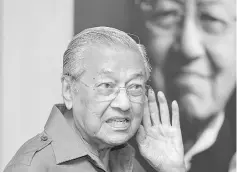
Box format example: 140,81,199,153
170,69,212,79
170,69,211,97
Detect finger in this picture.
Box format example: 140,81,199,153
157,91,170,125
171,100,180,127
142,96,152,131
148,88,160,125
136,125,146,145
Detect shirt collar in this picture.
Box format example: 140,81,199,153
184,111,225,170
44,104,135,171
44,104,88,164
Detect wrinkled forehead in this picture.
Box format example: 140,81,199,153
195,0,235,11
149,0,235,5
141,0,236,19
81,44,146,82
146,0,235,11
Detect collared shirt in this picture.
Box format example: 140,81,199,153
184,112,225,170
186,111,236,172
4,104,144,172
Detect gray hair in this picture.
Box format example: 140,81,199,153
62,26,151,81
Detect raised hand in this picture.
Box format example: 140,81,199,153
136,89,185,172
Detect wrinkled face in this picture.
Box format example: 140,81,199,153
72,45,146,148
137,0,236,121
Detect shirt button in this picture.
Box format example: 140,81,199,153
41,135,48,141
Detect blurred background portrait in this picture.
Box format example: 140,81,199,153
130,0,236,171
0,0,235,171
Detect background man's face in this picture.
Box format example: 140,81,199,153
72,45,146,148
137,0,236,121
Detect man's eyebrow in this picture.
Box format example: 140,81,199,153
160,0,184,5
156,0,184,6
197,0,236,17
198,0,221,6
127,71,146,81
131,71,145,77
173,0,185,5
98,68,114,75
98,69,145,80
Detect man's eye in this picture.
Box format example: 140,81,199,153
128,84,144,94
200,13,220,22
151,10,181,29
200,14,227,34
97,82,115,89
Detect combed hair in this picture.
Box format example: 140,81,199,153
62,26,151,81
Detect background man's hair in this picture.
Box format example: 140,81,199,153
61,26,151,81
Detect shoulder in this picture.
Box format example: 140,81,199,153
4,132,53,172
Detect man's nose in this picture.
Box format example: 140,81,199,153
110,89,131,112
177,19,204,59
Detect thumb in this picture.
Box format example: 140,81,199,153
136,125,146,145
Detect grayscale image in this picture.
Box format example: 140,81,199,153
0,0,236,172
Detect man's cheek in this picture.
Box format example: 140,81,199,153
79,94,109,117
149,38,170,63
131,104,144,116
84,115,103,136
83,99,111,135
130,104,143,130
85,100,111,118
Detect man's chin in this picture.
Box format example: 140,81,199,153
103,135,131,146
178,95,216,121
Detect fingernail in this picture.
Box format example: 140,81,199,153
149,88,154,94
172,100,177,106
172,100,178,110
148,89,155,100
158,91,164,97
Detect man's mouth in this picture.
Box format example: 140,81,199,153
106,118,130,130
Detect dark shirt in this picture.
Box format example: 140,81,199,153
4,104,145,172
188,116,236,172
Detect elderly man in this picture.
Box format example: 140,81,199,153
130,0,236,171
4,27,185,172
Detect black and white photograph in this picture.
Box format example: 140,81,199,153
0,0,236,171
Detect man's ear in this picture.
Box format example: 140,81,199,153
62,77,73,110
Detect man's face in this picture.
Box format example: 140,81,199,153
137,0,236,121
72,45,146,148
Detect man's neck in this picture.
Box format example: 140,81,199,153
181,111,225,153
183,112,225,170
74,119,112,171
64,109,112,171
98,148,111,171
181,118,206,153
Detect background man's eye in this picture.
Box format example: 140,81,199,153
200,14,227,34
151,10,181,29
200,14,219,22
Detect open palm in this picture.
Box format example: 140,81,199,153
136,89,185,171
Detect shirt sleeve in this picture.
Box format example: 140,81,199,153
4,163,31,172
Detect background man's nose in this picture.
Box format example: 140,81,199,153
177,19,204,59
110,90,131,112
